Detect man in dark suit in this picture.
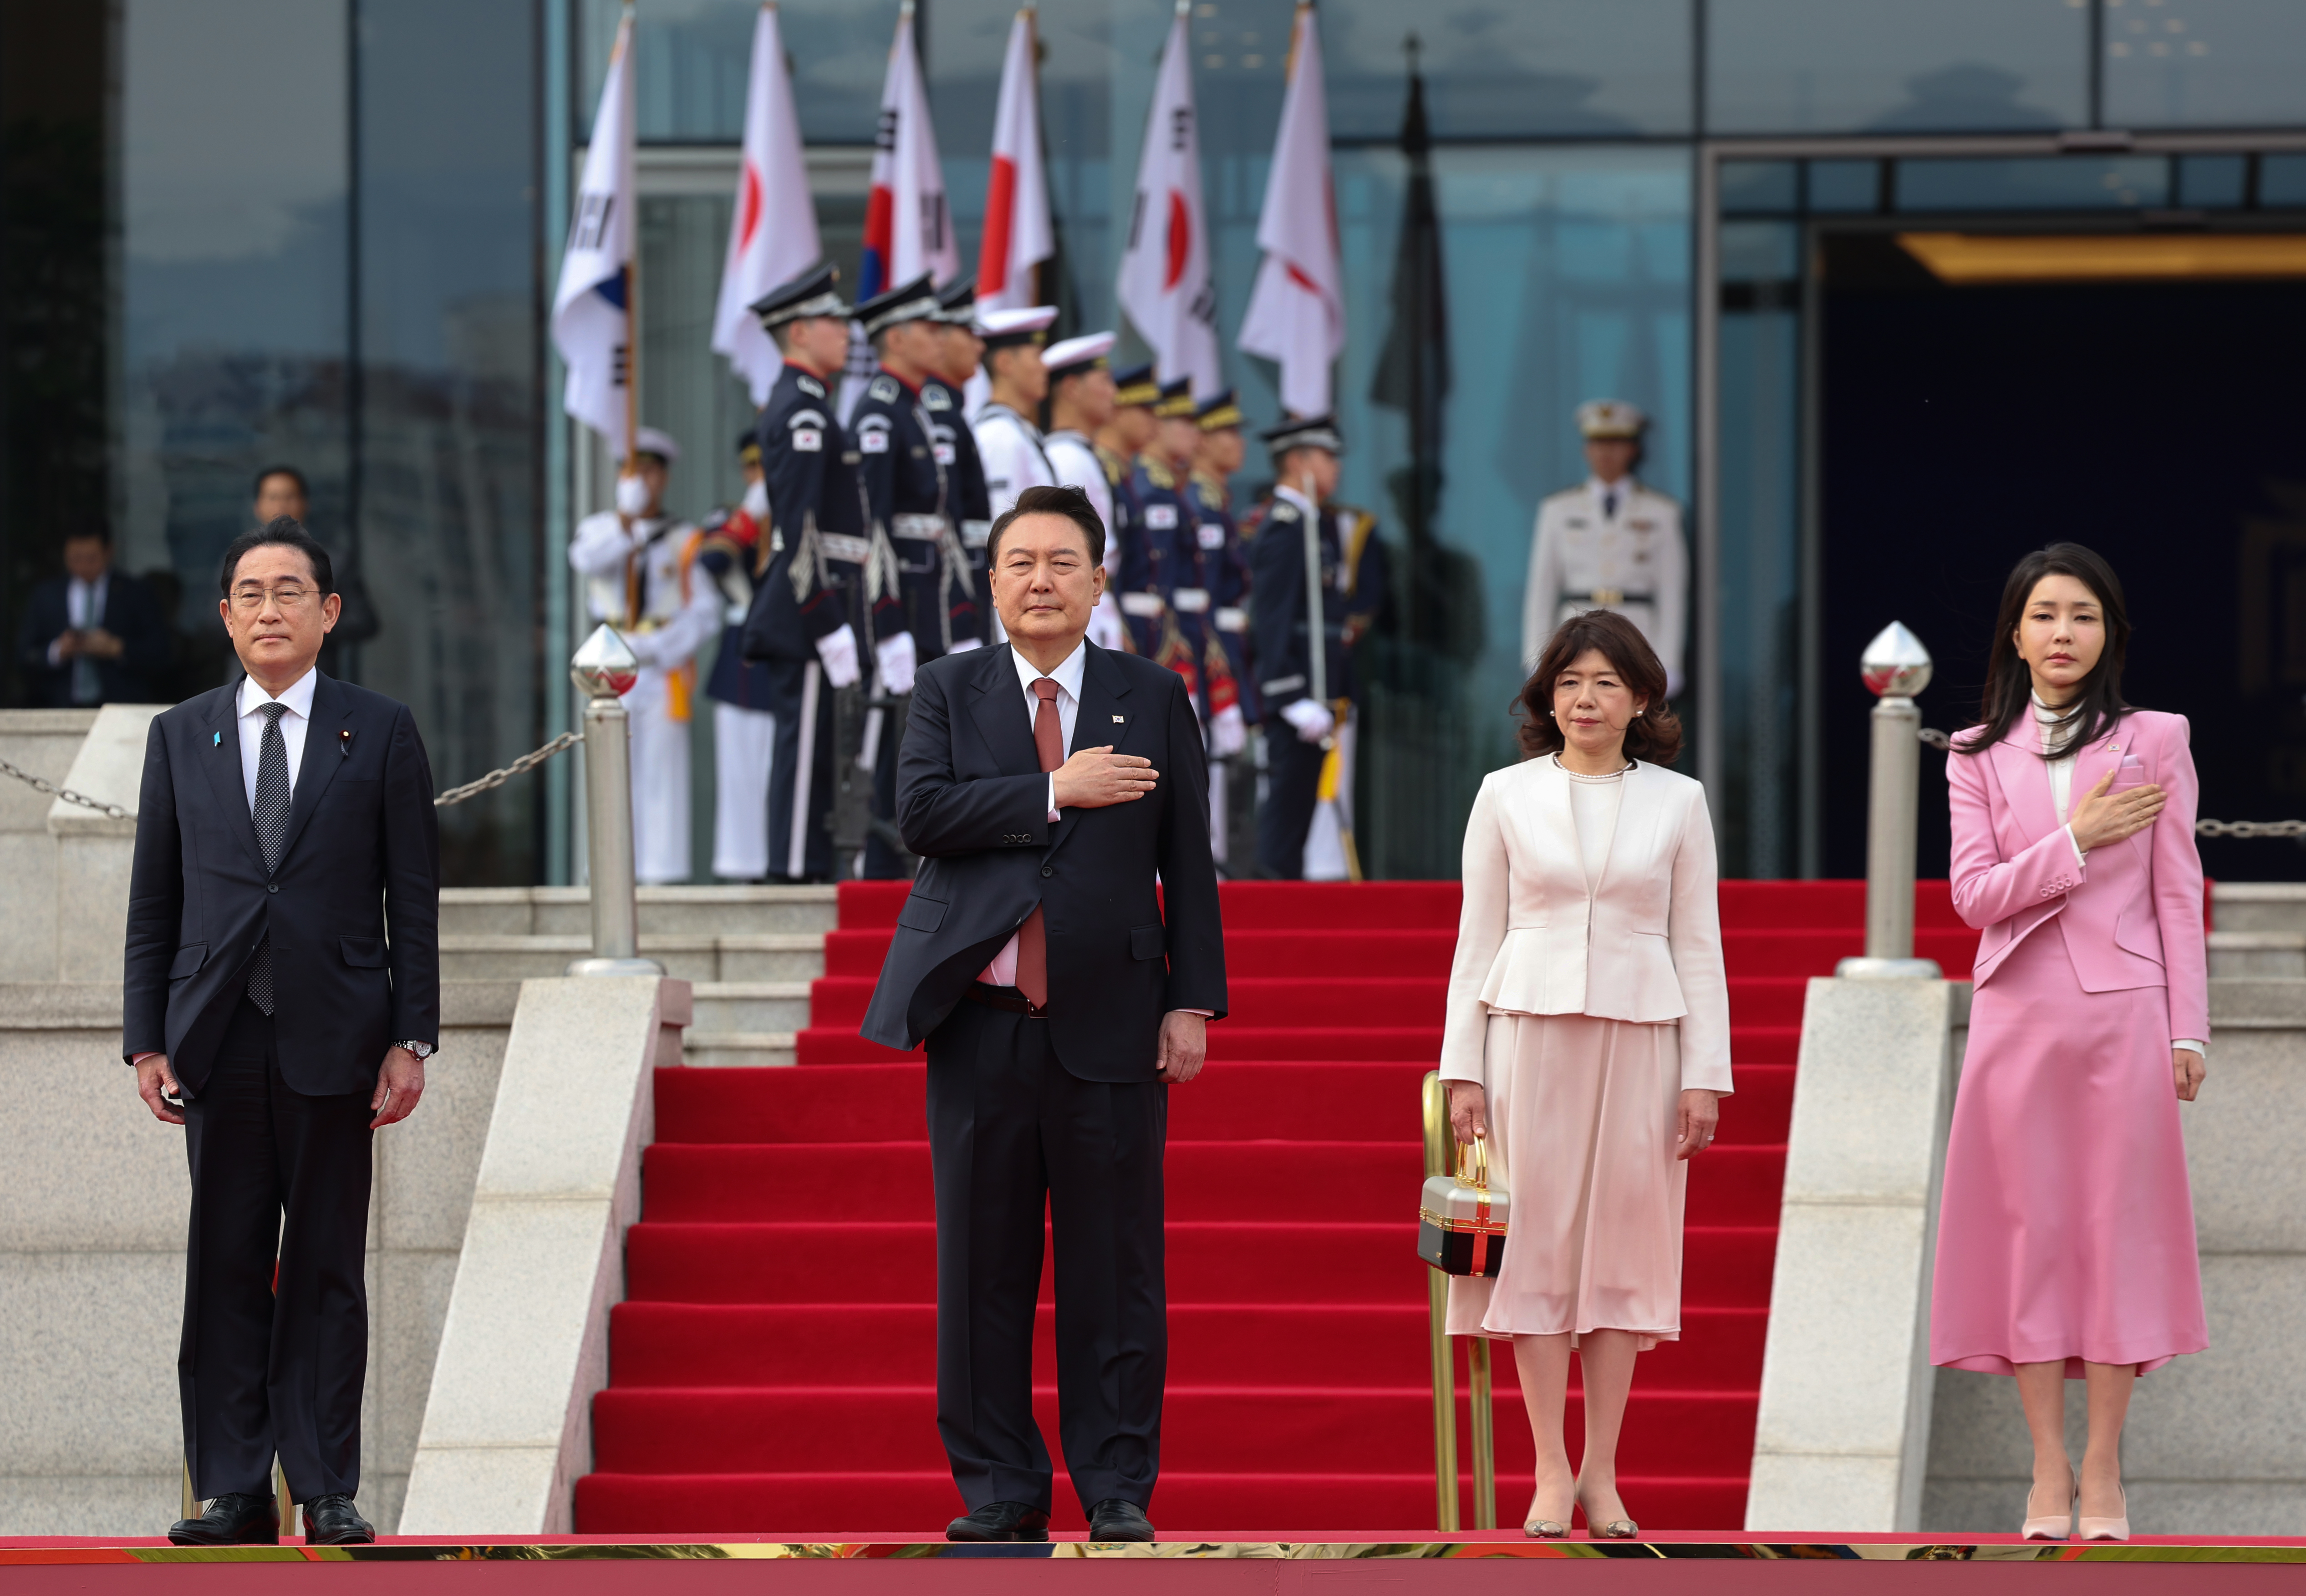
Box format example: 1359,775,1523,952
123,518,440,1547
15,527,169,706
862,484,1227,1545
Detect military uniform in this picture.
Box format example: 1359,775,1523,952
1247,416,1388,881
694,433,779,880
1041,331,1126,652
1119,384,1206,690
1522,399,1687,694
926,280,994,639
568,428,720,885
738,264,883,883
1094,363,1160,653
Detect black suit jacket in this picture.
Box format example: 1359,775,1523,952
860,640,1227,1080
15,571,170,706
122,672,441,1097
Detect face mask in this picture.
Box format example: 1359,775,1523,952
742,479,769,519
614,473,652,517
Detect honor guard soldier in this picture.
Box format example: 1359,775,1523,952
1188,390,1253,864
693,431,781,880
927,280,995,636
1122,380,1240,742
1094,363,1160,645
738,263,881,883
1524,398,1687,695
569,426,721,884
970,305,1060,519
1247,415,1388,881
1041,330,1127,651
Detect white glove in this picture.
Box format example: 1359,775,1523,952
1088,593,1125,651
622,629,662,668
742,478,769,519
814,623,861,689
876,630,918,696
946,636,984,653
1209,702,1247,757
614,473,652,517
1280,697,1335,744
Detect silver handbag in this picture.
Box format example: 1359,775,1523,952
1417,1133,1508,1278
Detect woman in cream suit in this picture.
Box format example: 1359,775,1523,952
1934,543,2207,1544
1443,610,1732,1540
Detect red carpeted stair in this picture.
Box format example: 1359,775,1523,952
575,879,1975,1535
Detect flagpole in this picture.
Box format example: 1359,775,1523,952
618,5,641,630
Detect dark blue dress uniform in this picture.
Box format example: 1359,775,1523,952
920,371,993,635
1246,428,1390,880
696,501,777,713
738,266,875,881
1119,451,1204,690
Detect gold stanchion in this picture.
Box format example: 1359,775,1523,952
275,1459,294,1537
181,1459,197,1523
1420,1072,1460,1530
1468,1338,1496,1529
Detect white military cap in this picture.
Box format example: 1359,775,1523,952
978,305,1058,348
1043,331,1115,376
628,427,681,463
1576,400,1646,440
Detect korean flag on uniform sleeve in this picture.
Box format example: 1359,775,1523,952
552,8,636,447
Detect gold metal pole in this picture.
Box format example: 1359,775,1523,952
1468,1337,1497,1529
1420,1071,1459,1530
275,1459,294,1536
181,1459,197,1523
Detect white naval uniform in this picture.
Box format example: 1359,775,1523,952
1044,427,1126,652
1522,476,1688,696
972,402,1058,518
569,510,720,884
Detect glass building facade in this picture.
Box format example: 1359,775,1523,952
7,0,2306,881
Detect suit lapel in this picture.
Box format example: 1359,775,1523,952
1044,642,1134,864
200,685,270,875
1990,725,2056,847
277,672,350,865
966,644,1038,773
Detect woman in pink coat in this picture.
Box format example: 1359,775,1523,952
1933,542,2208,1544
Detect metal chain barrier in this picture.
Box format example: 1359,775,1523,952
1917,725,2303,840
0,729,585,819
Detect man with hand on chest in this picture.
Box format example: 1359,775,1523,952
123,518,440,1547
861,484,1227,1545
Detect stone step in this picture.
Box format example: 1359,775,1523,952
440,935,824,986
2208,976,2306,1027
2210,883,2306,936
2210,931,2306,980
438,885,839,939
689,982,812,1034
682,1031,798,1069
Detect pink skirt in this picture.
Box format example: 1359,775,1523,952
1930,919,2208,1377
1447,1011,1685,1347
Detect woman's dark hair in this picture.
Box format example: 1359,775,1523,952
1957,541,2130,759
219,517,336,597
1517,610,1683,765
986,483,1106,568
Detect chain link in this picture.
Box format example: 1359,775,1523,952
0,729,586,818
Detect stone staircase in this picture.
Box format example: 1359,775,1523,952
439,886,836,1067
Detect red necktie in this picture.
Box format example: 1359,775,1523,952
1014,677,1065,1009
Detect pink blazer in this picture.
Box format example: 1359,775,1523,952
1946,708,2207,1042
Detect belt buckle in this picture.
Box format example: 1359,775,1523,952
1592,587,1624,607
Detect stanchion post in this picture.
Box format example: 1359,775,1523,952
1839,621,1943,980
568,624,665,977
1420,1072,1461,1530
1467,1338,1496,1530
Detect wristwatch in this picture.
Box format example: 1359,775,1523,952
394,1040,435,1061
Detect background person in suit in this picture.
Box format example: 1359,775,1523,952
860,483,1227,1545
15,526,170,706
123,517,440,1547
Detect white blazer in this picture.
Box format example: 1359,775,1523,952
1438,756,1733,1094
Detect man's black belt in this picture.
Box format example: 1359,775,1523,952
967,982,1047,1017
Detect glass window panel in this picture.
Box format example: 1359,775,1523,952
1895,155,2169,211
576,0,900,144
119,0,349,696
1721,160,1799,215
2103,0,2306,129
1322,0,1693,140
1707,0,2088,134
2262,154,2306,208
1808,159,1883,213
1721,221,1801,283
2176,152,2248,208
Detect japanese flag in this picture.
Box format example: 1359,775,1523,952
713,4,822,405
1237,3,1343,418
552,8,636,448
976,8,1053,313
1116,0,1221,399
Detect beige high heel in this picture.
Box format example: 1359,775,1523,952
2021,1480,2077,1541
2077,1486,2129,1542
1576,1487,1637,1540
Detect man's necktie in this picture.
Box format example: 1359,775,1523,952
1603,490,1619,520
246,701,290,1016
1013,677,1066,1010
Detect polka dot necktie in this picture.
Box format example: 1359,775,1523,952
245,701,290,1015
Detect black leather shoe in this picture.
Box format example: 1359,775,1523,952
946,1501,1051,1542
168,1492,280,1546
1087,1499,1155,1542
301,1494,376,1545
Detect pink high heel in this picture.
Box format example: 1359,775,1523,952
2077,1486,2129,1542
2021,1480,2076,1541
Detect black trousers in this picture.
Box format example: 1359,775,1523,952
1255,717,1326,880
925,995,1168,1514
766,656,835,881
179,998,375,1502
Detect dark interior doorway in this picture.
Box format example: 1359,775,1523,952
1820,233,2306,884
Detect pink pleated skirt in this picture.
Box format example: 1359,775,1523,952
1447,1011,1685,1347
1930,920,2208,1377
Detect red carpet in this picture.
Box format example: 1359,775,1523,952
575,879,1976,1536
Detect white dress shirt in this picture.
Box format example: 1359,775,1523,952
238,666,318,812
980,640,1086,988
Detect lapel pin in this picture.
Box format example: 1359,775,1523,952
212,731,221,747
340,729,353,756
1112,714,1125,723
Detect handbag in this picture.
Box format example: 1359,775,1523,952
1417,1132,1508,1277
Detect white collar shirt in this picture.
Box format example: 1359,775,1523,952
236,666,319,813
979,639,1088,990
66,573,108,629
1589,475,1634,520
